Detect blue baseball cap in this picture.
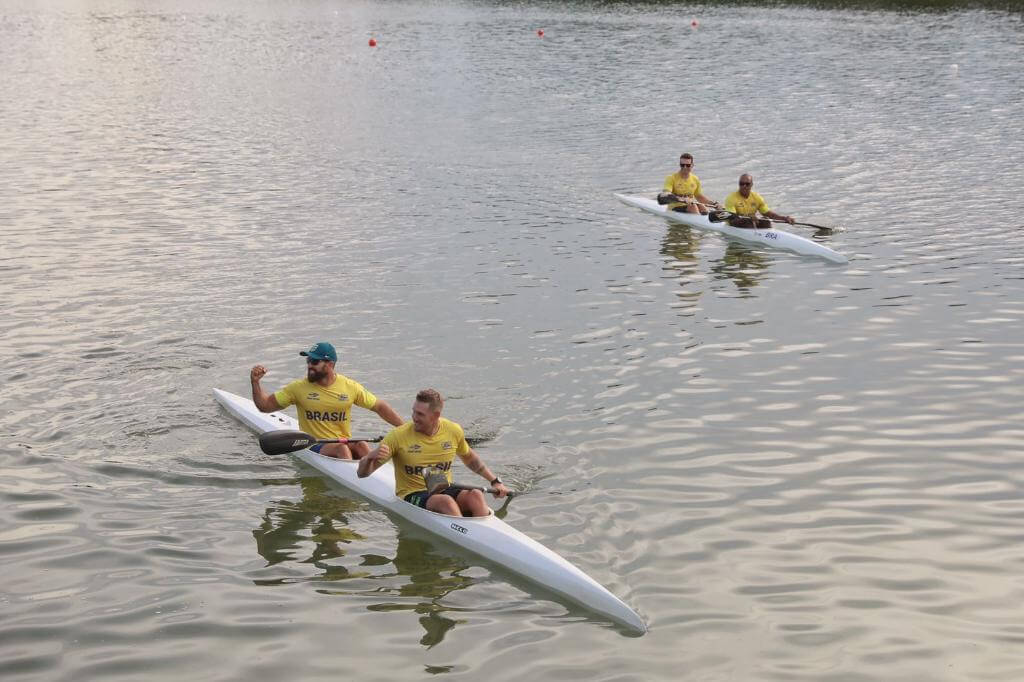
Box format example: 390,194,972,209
299,342,337,363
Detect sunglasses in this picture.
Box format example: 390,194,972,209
679,163,693,167
739,182,752,186
306,358,326,365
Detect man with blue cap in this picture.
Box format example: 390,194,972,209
249,342,404,459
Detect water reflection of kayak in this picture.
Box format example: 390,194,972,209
616,193,848,264
213,388,646,633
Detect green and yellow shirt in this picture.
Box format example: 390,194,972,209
663,171,703,198
274,375,377,440
376,419,470,498
724,190,770,217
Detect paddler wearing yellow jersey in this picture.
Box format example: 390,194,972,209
358,388,510,517
658,152,720,214
722,174,794,229
249,341,404,460
274,374,375,441
375,419,468,499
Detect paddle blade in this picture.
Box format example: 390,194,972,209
791,220,841,233
708,210,731,223
258,430,318,455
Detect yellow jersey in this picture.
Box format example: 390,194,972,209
274,375,377,440
724,190,770,217
663,171,703,198
377,419,470,498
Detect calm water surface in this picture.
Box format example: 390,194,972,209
2,1,1023,680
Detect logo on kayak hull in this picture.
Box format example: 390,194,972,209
450,523,467,534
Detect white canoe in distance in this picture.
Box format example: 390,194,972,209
213,389,646,633
615,193,848,264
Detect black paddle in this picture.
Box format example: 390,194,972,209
708,208,837,232
426,471,516,498
258,429,382,456
659,193,723,212
787,219,837,232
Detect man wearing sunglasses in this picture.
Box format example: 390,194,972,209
722,174,794,229
658,152,721,214
249,341,404,459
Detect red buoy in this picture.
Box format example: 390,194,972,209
691,19,698,28
537,29,544,37
368,37,377,47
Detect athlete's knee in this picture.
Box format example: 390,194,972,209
459,490,488,517
428,495,461,516
321,443,353,459
349,441,370,460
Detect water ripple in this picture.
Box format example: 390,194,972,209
3,2,1024,681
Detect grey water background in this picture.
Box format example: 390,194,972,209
2,0,1023,679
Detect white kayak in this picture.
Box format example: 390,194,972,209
615,193,848,264
213,388,646,633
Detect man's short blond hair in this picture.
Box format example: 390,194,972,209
415,389,444,413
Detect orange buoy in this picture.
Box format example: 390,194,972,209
368,37,377,47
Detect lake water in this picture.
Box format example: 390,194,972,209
2,1,1023,680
